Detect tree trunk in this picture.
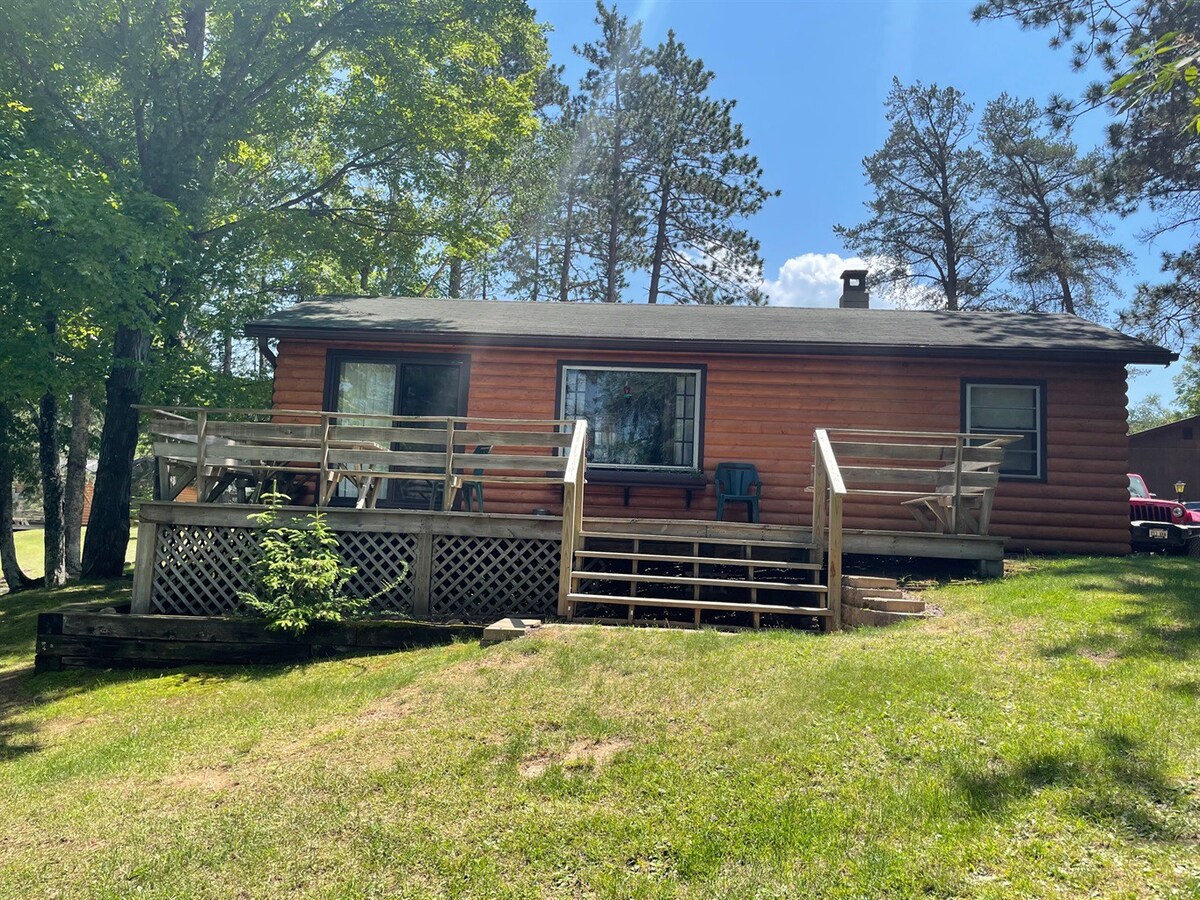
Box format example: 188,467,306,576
37,391,67,588
64,390,91,579
82,326,152,579
558,191,576,303
221,332,233,376
448,257,463,298
0,404,34,592
1055,268,1075,316
604,83,624,304
647,174,671,305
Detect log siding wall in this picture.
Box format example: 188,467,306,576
274,338,1131,555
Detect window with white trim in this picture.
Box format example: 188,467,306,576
560,365,701,470
964,382,1043,479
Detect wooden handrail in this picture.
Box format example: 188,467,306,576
811,428,845,630
814,429,847,497
558,420,588,617
138,404,577,426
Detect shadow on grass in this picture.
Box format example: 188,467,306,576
957,731,1189,841
2,582,476,760
1037,556,1200,662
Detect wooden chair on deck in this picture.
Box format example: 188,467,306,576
451,445,492,512
900,461,1001,535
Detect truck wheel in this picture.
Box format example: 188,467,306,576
1188,537,1200,559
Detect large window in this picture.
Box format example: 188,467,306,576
963,382,1044,479
560,365,702,470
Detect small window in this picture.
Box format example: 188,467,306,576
560,365,701,470
964,382,1043,479
1183,426,1194,441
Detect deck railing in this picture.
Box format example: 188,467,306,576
811,430,846,629
811,427,1017,629
821,428,1020,536
558,422,589,617
141,406,585,510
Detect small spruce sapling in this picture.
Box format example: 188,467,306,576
237,492,406,635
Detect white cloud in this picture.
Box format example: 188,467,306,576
762,252,888,308
761,252,952,309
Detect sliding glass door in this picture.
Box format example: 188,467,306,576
327,352,469,508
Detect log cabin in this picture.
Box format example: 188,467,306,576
127,273,1175,630
244,273,1173,557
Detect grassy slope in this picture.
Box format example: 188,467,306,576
0,557,1198,898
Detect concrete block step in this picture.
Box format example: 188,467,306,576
843,575,899,590
857,596,926,613
481,617,542,647
844,587,906,600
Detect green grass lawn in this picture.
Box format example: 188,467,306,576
7,526,137,582
1,557,1198,898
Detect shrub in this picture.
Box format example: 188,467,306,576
237,492,405,635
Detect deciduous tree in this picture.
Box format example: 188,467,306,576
0,0,547,576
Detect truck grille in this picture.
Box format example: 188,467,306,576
1131,502,1172,523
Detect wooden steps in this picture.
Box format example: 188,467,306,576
567,525,831,628
579,530,820,550
574,570,829,593
565,593,831,617
840,575,931,626
574,549,822,570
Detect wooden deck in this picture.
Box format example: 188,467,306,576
133,409,1014,630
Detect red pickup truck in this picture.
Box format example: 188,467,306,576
1128,473,1200,556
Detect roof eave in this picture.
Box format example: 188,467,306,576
245,323,1178,366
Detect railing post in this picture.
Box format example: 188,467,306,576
951,434,964,534
811,440,827,550
557,420,587,619
558,480,576,618
194,410,208,503
827,492,843,631
442,417,455,512
318,412,331,507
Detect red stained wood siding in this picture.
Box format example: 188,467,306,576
273,338,1131,555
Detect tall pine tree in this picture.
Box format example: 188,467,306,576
576,2,647,303
836,79,999,310
980,94,1129,318
639,32,775,305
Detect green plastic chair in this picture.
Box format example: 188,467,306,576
715,462,762,523
457,444,492,512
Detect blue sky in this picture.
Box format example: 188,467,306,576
531,0,1189,404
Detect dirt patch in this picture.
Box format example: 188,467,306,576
1080,647,1120,666
163,765,239,793
359,685,424,723
37,715,100,739
519,737,634,778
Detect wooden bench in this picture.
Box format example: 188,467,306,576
585,469,708,510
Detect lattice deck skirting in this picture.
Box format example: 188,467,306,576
134,503,562,622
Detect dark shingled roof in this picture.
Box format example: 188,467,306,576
246,296,1177,364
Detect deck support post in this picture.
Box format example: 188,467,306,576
412,530,433,617
130,520,158,614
